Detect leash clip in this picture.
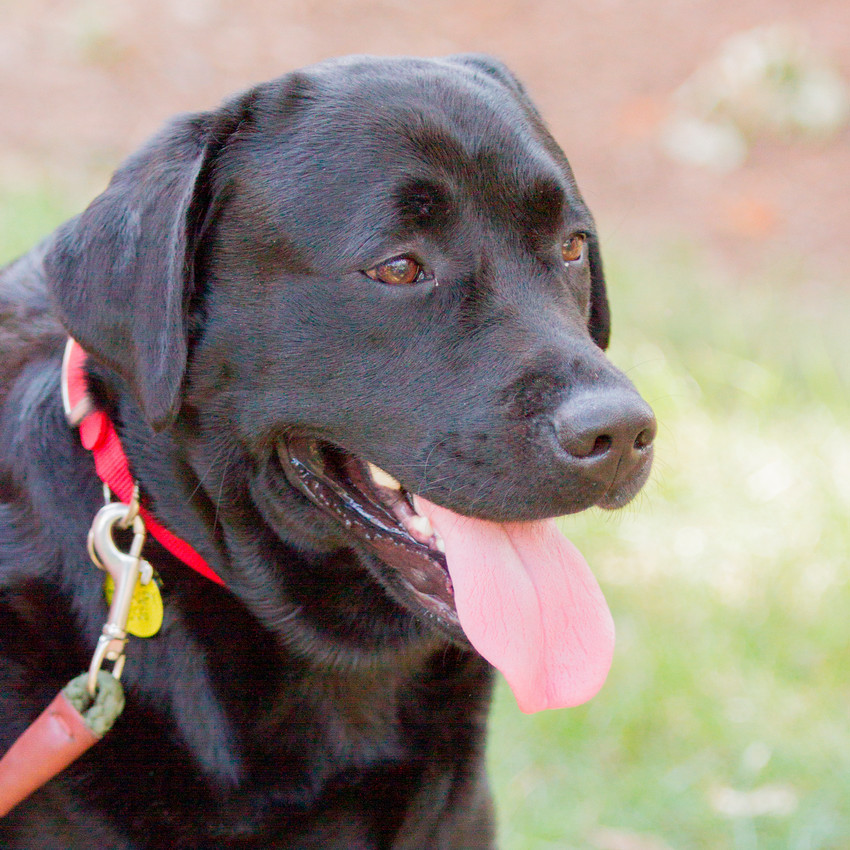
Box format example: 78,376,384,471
86,493,152,696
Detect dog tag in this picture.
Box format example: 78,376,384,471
104,572,164,638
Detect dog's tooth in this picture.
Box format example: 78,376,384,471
410,495,446,553
405,514,435,544
367,462,402,491
392,498,416,523
411,515,434,536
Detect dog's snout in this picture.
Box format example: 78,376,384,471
554,391,657,465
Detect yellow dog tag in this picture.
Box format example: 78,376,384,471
104,572,164,638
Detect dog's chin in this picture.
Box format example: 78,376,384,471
265,434,467,643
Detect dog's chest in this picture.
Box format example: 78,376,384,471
257,666,417,782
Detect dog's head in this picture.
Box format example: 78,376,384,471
45,56,655,711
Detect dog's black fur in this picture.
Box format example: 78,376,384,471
0,56,654,848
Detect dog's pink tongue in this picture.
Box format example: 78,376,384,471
416,498,615,713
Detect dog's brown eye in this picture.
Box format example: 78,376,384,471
365,256,424,286
561,233,587,265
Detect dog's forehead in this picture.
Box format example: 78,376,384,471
315,59,560,180
241,58,572,198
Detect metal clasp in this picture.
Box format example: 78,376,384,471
86,493,152,696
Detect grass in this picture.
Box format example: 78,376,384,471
3,185,849,848
0,182,82,266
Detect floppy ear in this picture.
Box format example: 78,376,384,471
44,100,248,430
587,239,610,350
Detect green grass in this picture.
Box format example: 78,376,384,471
0,183,80,266
489,243,850,849
4,187,849,848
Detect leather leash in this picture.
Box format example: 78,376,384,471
0,673,124,817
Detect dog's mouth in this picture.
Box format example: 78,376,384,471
277,434,459,628
275,431,619,714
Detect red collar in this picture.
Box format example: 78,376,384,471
61,338,225,586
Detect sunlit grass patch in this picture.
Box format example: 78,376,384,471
0,182,81,267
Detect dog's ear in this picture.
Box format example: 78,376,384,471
44,97,252,431
588,239,610,350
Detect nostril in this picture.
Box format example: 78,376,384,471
634,427,654,451
557,426,613,460
588,434,612,458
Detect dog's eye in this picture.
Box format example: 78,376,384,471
365,256,425,286
561,233,587,265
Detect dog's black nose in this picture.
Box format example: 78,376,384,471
554,390,656,467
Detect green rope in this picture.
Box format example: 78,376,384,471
62,671,125,738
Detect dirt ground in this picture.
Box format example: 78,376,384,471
1,0,848,286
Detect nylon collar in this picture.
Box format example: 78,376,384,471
60,338,225,586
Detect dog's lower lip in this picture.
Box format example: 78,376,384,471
276,434,457,623
278,437,446,552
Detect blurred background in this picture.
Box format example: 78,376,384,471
2,1,849,847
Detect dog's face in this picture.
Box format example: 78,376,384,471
46,56,654,697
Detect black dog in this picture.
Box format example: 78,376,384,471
0,55,655,848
